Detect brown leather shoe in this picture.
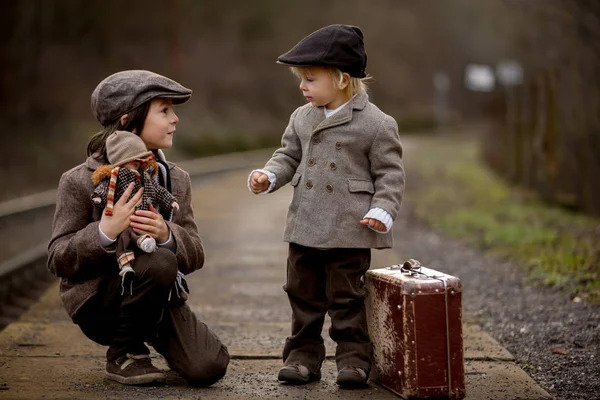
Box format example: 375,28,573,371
105,353,166,385
336,367,369,388
277,364,321,384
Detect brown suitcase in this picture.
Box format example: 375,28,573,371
365,260,465,399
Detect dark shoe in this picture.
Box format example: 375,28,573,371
277,364,321,384
105,353,166,385
336,367,368,388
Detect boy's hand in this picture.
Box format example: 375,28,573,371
99,183,143,240
250,171,270,194
360,218,387,232
130,204,170,243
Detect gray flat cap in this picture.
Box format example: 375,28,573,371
91,70,192,126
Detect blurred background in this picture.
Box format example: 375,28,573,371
1,0,599,216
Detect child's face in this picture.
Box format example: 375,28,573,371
138,98,179,150
122,160,142,170
297,67,350,110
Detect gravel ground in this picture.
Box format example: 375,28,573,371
391,201,600,400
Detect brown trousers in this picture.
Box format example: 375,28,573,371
74,248,230,387
283,243,372,375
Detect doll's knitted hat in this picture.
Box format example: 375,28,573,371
106,131,153,167
277,24,367,78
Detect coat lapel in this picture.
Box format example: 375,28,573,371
312,92,369,135
305,106,325,131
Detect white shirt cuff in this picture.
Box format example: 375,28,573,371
98,225,117,248
158,231,176,252
363,207,393,234
248,169,277,195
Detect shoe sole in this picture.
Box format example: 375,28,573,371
336,373,369,389
336,379,369,389
277,369,321,384
105,371,166,386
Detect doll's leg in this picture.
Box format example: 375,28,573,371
136,233,156,253
116,228,137,277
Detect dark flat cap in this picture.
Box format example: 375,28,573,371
91,70,192,126
277,24,367,78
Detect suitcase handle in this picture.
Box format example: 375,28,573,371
388,258,422,274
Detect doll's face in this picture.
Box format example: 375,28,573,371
122,160,142,170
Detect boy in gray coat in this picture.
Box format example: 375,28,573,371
249,24,405,388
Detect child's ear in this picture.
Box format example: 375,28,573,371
338,73,350,90
120,114,128,127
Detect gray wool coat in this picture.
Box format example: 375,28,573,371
48,152,203,318
263,92,405,249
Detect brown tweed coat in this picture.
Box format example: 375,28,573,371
263,92,405,249
48,152,204,318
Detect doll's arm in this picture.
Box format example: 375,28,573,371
153,181,179,211
91,180,109,208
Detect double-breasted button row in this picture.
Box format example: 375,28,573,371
307,159,336,169
310,135,341,149
305,181,334,192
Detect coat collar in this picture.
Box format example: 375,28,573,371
86,149,172,171
308,92,369,134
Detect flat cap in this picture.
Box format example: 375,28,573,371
91,70,192,126
106,130,153,167
277,24,367,78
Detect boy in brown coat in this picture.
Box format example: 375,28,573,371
249,25,405,388
48,70,229,386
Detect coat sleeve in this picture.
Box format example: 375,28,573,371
47,171,115,278
263,107,302,190
368,115,405,220
166,169,204,275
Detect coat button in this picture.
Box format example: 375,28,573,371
306,181,313,189
335,142,342,149
308,158,316,167
329,162,337,170
326,184,333,193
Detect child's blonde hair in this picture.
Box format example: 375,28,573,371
290,66,371,98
